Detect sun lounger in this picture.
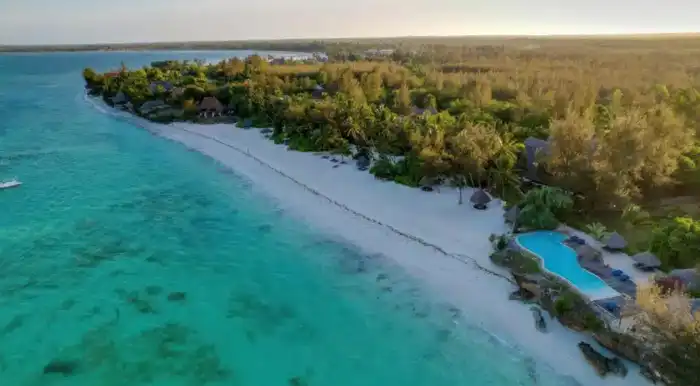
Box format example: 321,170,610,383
633,262,657,272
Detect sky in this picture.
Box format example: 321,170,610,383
0,0,698,45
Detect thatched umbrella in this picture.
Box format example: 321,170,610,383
604,232,627,251
576,244,600,262
631,251,661,270
470,189,492,210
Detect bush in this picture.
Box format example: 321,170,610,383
490,233,510,252
393,174,419,187
650,216,700,269
370,157,398,180
582,313,604,332
554,292,577,316
287,136,318,152
271,132,285,144
518,187,573,230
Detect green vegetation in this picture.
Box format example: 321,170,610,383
78,37,700,383
585,222,610,242
649,217,700,269
489,248,541,275
517,187,573,230
82,36,700,269
636,285,700,386
553,290,604,332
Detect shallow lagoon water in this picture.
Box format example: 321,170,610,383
0,51,578,385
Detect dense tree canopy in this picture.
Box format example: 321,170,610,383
83,38,700,267
650,217,700,269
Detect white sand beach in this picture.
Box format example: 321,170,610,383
87,97,652,386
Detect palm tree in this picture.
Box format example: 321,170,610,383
487,162,522,199
496,133,522,170
585,222,609,241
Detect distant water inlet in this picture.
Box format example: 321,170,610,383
515,231,621,300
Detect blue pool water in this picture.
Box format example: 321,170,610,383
516,232,619,299
0,51,580,385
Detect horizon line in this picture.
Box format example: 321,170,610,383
3,31,700,48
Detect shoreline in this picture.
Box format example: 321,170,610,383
86,97,651,386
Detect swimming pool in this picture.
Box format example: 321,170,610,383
515,231,620,300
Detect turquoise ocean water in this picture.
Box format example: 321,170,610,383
0,51,578,386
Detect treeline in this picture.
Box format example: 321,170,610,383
83,46,700,270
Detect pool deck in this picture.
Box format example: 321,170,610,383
514,234,621,301
558,225,655,290
513,226,657,331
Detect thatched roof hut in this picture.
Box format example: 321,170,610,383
604,232,627,251
198,97,224,113
470,189,492,209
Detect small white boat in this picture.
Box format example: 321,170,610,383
0,178,21,189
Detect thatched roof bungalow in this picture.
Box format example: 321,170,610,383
198,97,224,117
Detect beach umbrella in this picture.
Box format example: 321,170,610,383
631,251,661,269
470,189,492,210
604,232,627,250
576,244,600,262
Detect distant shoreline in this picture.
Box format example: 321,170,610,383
3,33,700,53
